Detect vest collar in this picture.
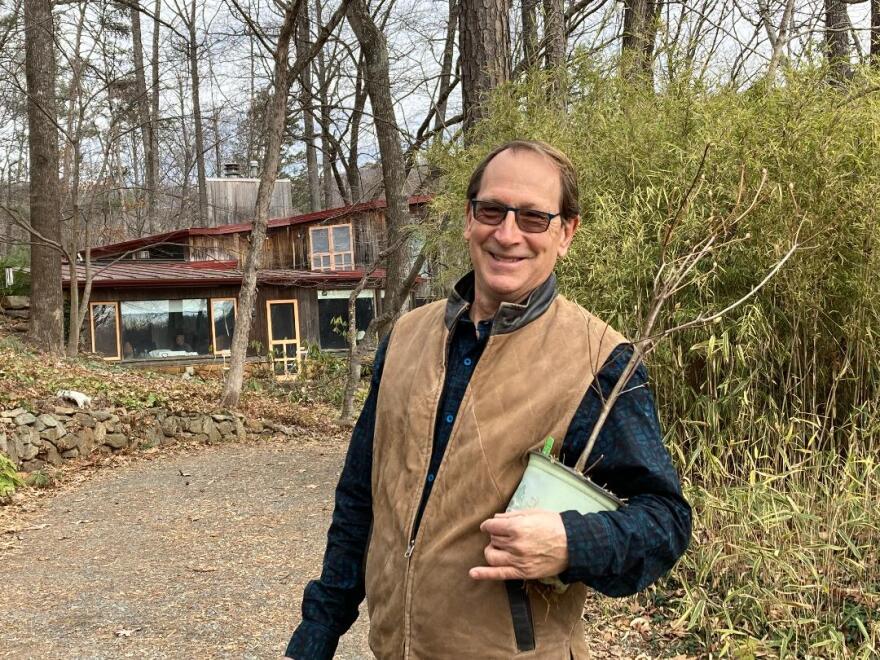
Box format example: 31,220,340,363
444,271,559,335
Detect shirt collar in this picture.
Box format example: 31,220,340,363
444,271,558,335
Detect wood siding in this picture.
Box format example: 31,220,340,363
290,210,388,270
185,208,391,270
188,233,243,263
206,178,293,225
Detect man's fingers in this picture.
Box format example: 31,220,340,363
484,543,515,567
480,516,516,536
487,533,515,551
469,565,523,581
494,510,531,518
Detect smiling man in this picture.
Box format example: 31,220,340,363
285,140,691,659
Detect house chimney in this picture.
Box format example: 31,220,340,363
249,160,259,178
223,162,241,178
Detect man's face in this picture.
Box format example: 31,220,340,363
464,148,579,308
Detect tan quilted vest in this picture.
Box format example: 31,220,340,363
367,294,625,659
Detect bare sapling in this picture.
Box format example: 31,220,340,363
572,163,803,475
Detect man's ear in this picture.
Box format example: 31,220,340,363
463,200,474,240
557,215,580,258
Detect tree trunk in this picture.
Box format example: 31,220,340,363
873,0,880,64
220,0,351,408
759,0,795,82
297,6,321,211
622,0,661,83
346,0,412,339
346,58,366,202
212,108,221,176
459,0,510,136
315,1,334,208
130,5,156,234
434,0,459,131
148,0,161,232
24,0,64,354
178,75,193,222
825,0,851,83
189,0,208,223
221,7,299,408
521,0,538,68
65,156,81,356
64,10,85,356
543,0,564,69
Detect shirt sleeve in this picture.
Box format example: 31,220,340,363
285,336,389,659
557,344,692,596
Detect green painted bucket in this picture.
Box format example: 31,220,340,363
506,450,622,592
507,450,622,515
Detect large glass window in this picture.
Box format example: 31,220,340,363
90,303,120,360
211,298,236,354
310,224,354,271
119,299,211,359
317,291,375,349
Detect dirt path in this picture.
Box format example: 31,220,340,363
0,439,661,659
0,441,371,659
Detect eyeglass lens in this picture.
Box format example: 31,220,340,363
472,201,552,233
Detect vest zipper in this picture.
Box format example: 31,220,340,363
402,302,468,560
402,303,468,658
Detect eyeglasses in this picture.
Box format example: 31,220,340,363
469,199,561,234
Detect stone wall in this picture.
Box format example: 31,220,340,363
0,404,262,472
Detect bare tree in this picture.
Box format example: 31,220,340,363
757,0,796,82
187,0,209,221
346,0,411,338
433,0,460,133
148,0,161,229
522,0,539,67
220,0,351,408
460,0,510,135
825,0,852,82
23,0,64,353
297,4,321,210
871,0,879,63
622,0,661,82
130,3,157,234
543,0,565,69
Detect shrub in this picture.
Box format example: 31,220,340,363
430,63,880,656
0,453,22,497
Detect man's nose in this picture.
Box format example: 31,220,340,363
492,209,522,245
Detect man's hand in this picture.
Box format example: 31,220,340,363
469,509,569,581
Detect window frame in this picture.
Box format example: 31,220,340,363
265,299,302,380
309,223,354,272
209,297,238,356
89,301,121,361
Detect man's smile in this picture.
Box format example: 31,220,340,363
487,250,527,264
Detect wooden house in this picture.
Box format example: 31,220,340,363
64,196,431,377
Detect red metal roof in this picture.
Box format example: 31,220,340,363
62,261,392,289
87,195,432,259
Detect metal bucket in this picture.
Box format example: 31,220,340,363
507,450,622,515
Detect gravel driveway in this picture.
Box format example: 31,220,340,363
0,441,371,659
0,438,659,659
